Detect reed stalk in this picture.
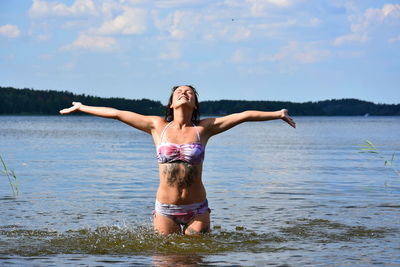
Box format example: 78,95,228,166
359,140,400,177
1,155,19,196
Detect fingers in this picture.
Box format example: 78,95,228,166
287,117,296,128
59,106,73,114
289,119,296,128
281,110,296,128
59,102,82,115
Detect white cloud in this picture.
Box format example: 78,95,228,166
334,32,368,46
267,0,291,7
167,11,186,39
0,24,21,38
29,0,97,18
388,35,400,43
153,2,300,43
154,10,200,40
270,41,330,64
99,1,124,19
27,20,54,42
247,0,291,16
61,33,117,51
36,33,50,41
231,41,330,66
60,61,76,71
222,0,291,17
2,54,16,61
159,43,181,59
120,0,145,3
26,0,305,48
365,4,400,22
334,4,400,45
91,7,147,35
229,26,252,41
154,0,204,8
309,17,321,27
231,49,250,63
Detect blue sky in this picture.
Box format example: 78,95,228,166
1,0,399,104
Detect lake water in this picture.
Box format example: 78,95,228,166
0,115,399,266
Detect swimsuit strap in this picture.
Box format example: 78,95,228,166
159,122,173,144
192,122,201,143
159,122,201,144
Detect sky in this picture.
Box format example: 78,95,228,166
0,0,399,104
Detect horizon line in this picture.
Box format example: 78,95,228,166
1,85,399,106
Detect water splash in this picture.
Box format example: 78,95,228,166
1,226,286,256
0,219,388,256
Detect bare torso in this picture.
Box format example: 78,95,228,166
152,119,208,205
157,162,206,204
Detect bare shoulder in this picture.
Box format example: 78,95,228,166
150,116,167,131
199,117,219,132
199,117,217,139
199,117,216,128
199,113,247,137
150,117,170,144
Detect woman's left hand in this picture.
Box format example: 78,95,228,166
281,109,296,128
59,102,82,115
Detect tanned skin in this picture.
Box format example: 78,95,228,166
60,86,296,235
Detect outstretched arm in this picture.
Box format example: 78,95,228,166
59,102,158,134
203,109,295,137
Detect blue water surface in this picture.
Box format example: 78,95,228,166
0,116,399,266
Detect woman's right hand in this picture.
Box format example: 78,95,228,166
280,109,296,128
59,102,82,115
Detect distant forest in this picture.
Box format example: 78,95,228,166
1,86,400,116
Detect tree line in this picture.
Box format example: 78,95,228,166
1,86,399,116
0,86,164,115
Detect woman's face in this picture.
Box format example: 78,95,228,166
170,86,197,110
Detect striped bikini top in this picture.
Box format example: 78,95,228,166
157,122,205,165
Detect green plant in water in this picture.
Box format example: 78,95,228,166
359,140,400,177
1,155,19,196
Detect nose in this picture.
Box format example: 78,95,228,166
180,90,190,97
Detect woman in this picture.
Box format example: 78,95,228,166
60,85,296,235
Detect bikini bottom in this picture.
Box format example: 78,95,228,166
154,199,211,226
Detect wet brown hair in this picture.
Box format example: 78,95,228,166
165,85,200,125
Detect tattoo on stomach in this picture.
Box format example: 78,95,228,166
163,162,199,188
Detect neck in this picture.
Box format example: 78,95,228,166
172,107,193,128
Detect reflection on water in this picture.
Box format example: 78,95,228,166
152,254,204,267
1,116,400,266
